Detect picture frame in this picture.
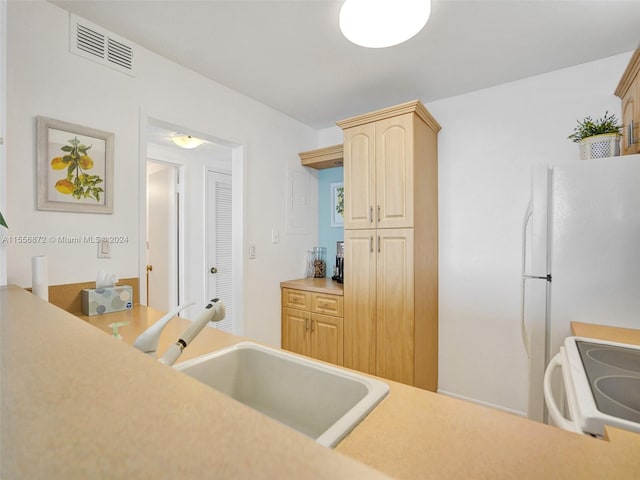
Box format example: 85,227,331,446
330,182,344,228
37,116,114,213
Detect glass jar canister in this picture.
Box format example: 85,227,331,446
305,251,314,278
312,247,327,278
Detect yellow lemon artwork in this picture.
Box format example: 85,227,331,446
50,136,104,201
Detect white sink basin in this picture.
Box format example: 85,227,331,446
175,341,389,448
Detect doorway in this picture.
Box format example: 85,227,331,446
141,116,244,334
146,160,180,312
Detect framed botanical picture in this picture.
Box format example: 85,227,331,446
37,116,114,213
330,182,344,227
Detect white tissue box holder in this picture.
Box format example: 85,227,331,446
82,286,133,316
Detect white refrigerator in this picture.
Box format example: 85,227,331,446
521,154,640,423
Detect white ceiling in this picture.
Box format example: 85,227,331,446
51,0,640,129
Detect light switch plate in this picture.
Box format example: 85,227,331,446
98,238,111,258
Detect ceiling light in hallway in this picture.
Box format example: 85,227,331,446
171,135,205,149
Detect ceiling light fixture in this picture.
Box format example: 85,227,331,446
339,0,431,49
170,135,204,149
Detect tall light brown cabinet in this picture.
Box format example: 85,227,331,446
337,100,440,391
615,47,640,155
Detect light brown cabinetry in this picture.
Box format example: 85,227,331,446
615,48,640,155
343,228,415,384
281,280,344,366
342,113,415,230
337,100,440,391
298,144,344,169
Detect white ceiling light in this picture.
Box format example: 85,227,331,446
170,135,204,149
339,0,431,49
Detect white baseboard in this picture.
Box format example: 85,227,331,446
437,389,527,417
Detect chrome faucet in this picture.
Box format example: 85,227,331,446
133,299,226,366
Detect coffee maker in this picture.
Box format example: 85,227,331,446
332,241,344,284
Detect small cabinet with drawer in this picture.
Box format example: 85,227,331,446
281,280,344,366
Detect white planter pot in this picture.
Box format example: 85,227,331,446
578,133,621,160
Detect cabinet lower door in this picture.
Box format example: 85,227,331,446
376,229,415,385
282,307,310,357
344,229,377,374
310,313,343,366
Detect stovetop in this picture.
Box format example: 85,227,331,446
575,340,640,424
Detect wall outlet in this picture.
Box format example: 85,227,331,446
249,245,256,259
271,228,279,244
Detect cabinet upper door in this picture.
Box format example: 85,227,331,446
376,113,414,229
621,83,639,155
635,75,640,154
343,123,376,229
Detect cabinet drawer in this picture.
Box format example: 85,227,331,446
311,292,343,316
282,288,311,310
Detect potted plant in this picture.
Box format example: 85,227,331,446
0,211,6,229
568,111,623,160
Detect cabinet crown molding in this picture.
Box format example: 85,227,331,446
336,99,441,133
615,47,640,99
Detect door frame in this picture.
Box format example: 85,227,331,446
138,113,246,334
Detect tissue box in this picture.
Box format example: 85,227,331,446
81,286,133,316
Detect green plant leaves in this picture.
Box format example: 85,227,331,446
568,111,622,143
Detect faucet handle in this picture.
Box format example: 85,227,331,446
158,300,226,366
133,301,196,356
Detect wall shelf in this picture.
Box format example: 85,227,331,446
299,144,343,169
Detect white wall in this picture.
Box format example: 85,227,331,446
6,0,318,347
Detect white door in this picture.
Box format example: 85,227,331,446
206,169,233,333
147,162,179,312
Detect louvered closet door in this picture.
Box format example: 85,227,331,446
206,170,233,333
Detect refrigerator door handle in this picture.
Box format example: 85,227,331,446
521,198,533,277
521,198,534,356
520,197,552,357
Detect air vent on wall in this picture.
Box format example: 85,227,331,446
69,14,136,76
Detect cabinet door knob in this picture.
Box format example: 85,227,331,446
210,267,218,274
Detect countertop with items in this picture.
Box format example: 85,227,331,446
3,284,639,479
